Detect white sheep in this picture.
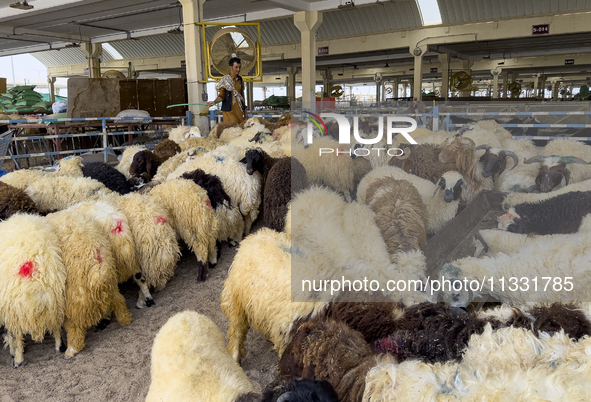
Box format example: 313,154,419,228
166,151,261,236
146,311,255,402
45,208,132,358
292,136,355,201
221,227,327,363
0,168,45,190
357,166,467,234
149,178,218,282
0,213,66,368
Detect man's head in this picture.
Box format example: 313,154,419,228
229,57,241,76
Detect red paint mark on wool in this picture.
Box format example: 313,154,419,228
156,216,167,225
18,261,35,278
96,249,103,263
111,220,123,234
205,199,212,208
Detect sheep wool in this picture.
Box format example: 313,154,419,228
54,156,84,177
116,145,146,180
221,228,327,362
149,179,218,281
0,168,45,190
0,181,40,220
45,209,132,358
65,200,140,283
24,175,114,211
0,214,66,367
167,152,261,236
146,311,254,402
115,192,180,291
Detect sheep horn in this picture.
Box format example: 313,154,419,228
504,150,519,170
474,231,489,254
458,124,474,135
396,146,412,160
526,184,539,193
561,156,591,164
249,132,263,143
433,178,445,197
474,144,491,152
523,155,546,164
460,178,469,193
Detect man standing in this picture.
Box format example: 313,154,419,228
207,56,249,124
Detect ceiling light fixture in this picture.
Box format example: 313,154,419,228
338,1,355,10
9,1,33,10
64,42,80,48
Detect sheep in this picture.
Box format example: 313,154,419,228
81,161,131,195
371,302,499,364
497,190,591,234
208,122,239,140
309,300,405,345
23,175,114,211
181,169,244,245
540,138,591,186
219,125,246,143
502,176,591,209
45,209,132,358
53,155,84,177
220,228,327,363
178,136,223,152
0,214,66,368
357,166,467,234
112,192,180,308
64,200,141,291
0,181,41,220
152,138,181,162
438,229,591,306
0,168,45,190
116,145,146,180
365,177,428,258
241,148,308,231
167,125,201,144
292,136,355,201
167,151,262,236
529,303,591,340
146,311,255,402
150,146,209,184
261,379,338,402
130,150,161,180
149,178,218,282
278,317,375,402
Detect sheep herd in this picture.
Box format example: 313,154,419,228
1,113,591,401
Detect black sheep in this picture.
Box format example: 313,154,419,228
506,190,591,235
260,379,339,402
81,162,131,195
241,148,308,232
530,303,591,340
130,150,161,182
372,302,498,364
181,169,232,210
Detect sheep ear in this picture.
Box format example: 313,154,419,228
239,157,247,164
564,168,571,186
433,179,444,197
0,205,9,220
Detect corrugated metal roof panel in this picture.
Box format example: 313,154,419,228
108,34,185,59
31,46,114,67
439,0,591,24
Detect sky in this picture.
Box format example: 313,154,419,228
0,53,68,95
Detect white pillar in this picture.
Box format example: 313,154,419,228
322,69,330,96
552,80,559,100
392,77,400,99
81,43,102,78
294,11,323,106
533,74,539,98
437,54,450,100
408,79,414,98
179,0,206,116
375,83,380,105
412,46,427,101
492,71,499,99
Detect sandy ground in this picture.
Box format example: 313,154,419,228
0,228,279,402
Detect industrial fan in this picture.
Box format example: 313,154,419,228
330,85,344,98
450,71,473,92
508,81,522,98
208,27,257,77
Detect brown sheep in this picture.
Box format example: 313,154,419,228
130,150,162,183
208,122,240,139
152,139,181,163
0,181,41,220
279,318,376,402
365,178,429,257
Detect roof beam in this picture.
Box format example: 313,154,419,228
0,26,89,43
429,44,471,60
265,0,310,12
